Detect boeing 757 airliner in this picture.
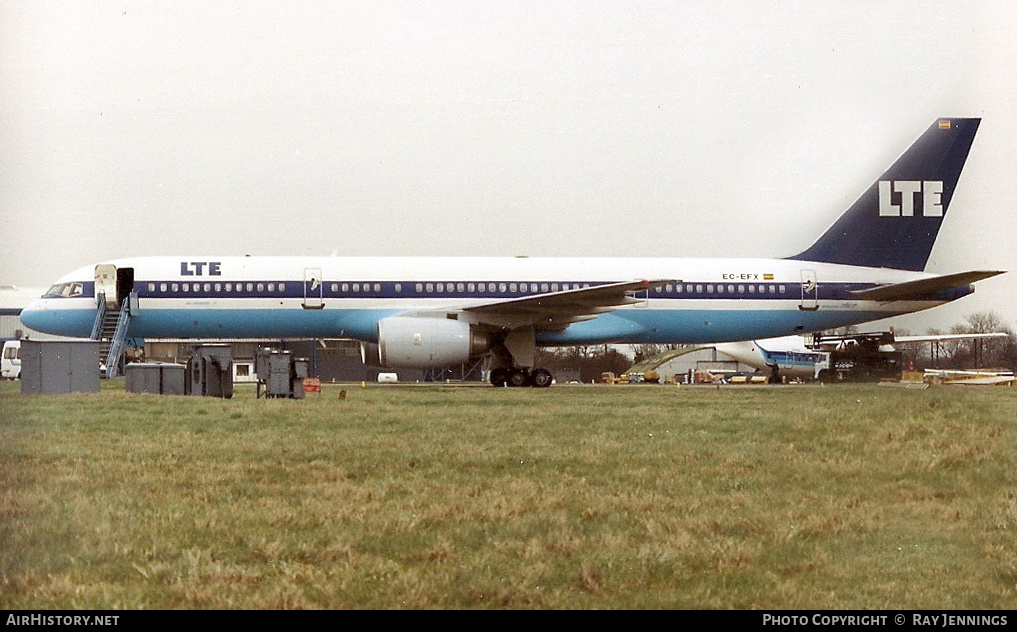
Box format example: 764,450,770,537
20,118,1004,386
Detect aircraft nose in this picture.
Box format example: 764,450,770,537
18,299,46,331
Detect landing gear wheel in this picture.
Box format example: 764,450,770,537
530,368,553,388
507,369,531,388
490,367,510,387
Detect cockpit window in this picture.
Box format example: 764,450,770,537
43,283,85,298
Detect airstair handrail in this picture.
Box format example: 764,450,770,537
90,292,107,340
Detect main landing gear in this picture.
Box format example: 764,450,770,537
489,366,554,388
487,327,553,388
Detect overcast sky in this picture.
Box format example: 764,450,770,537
2,1,1014,333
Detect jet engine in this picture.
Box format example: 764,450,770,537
361,316,490,369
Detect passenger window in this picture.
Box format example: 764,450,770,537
374,283,380,292
415,283,423,293
748,285,755,293
268,283,275,292
182,283,189,292
257,283,264,292
395,283,402,292
148,283,156,292
468,283,475,292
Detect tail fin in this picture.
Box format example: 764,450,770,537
789,118,980,271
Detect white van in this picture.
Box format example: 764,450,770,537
2,340,21,379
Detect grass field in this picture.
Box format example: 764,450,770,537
2,379,1016,609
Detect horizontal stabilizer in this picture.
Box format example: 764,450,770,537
848,270,1004,301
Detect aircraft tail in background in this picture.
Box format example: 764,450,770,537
789,118,980,272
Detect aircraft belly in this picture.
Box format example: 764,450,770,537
21,302,936,346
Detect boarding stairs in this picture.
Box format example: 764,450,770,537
90,291,134,378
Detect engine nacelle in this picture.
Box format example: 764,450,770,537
364,316,489,369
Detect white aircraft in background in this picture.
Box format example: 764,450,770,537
716,332,1010,381
20,118,1004,386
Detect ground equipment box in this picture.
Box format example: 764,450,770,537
20,340,100,394
185,344,233,398
125,362,186,395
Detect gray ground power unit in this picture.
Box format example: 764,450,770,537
185,344,233,398
20,340,100,394
125,362,186,395
256,348,310,398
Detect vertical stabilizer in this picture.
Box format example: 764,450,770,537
789,118,980,271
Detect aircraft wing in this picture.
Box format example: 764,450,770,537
457,279,675,330
847,270,1004,301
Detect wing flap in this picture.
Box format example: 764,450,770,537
462,279,674,329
